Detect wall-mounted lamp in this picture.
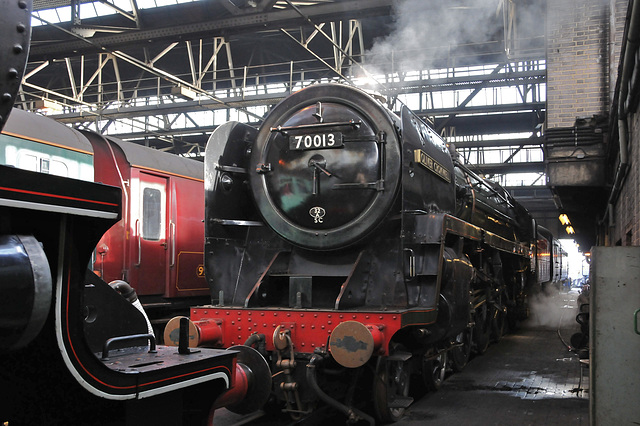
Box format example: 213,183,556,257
569,147,588,159
566,226,575,235
559,214,571,226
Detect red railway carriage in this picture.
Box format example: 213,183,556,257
1,109,210,320
86,133,208,306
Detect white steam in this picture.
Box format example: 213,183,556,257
526,290,581,330
356,0,546,85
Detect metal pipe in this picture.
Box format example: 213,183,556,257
606,0,640,225
109,280,154,337
305,355,375,426
244,333,265,348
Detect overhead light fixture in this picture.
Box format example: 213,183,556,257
171,86,198,101
559,214,571,226
566,226,575,235
34,99,63,112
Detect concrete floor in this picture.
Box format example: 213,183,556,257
397,330,588,425
396,290,588,425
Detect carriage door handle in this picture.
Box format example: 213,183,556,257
634,308,640,336
135,219,141,266
169,221,176,267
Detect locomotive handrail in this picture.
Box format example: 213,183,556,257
211,218,264,227
404,248,416,278
454,159,515,208
216,164,247,174
270,120,361,133
332,180,384,191
402,209,430,215
331,130,390,192
474,198,516,224
101,333,157,360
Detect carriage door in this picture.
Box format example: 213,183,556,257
136,172,169,295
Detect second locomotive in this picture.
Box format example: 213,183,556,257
166,83,553,423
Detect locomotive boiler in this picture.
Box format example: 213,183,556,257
169,83,549,423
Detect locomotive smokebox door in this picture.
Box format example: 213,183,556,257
249,84,402,250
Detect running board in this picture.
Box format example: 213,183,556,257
388,396,414,409
387,351,412,362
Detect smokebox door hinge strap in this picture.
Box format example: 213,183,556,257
256,163,272,173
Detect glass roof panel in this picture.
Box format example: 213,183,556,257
32,0,202,26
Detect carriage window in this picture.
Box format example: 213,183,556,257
50,159,69,177
17,152,38,171
142,187,162,240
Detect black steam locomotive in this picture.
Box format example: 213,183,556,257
170,83,553,423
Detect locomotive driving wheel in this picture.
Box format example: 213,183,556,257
491,291,506,343
450,329,472,372
372,347,413,423
422,349,447,391
473,299,491,354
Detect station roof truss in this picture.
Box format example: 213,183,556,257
19,0,545,160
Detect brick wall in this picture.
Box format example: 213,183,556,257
546,0,610,129
615,86,640,246
546,0,637,247
609,0,638,246
609,0,628,102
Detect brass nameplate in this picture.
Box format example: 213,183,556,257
413,149,451,183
